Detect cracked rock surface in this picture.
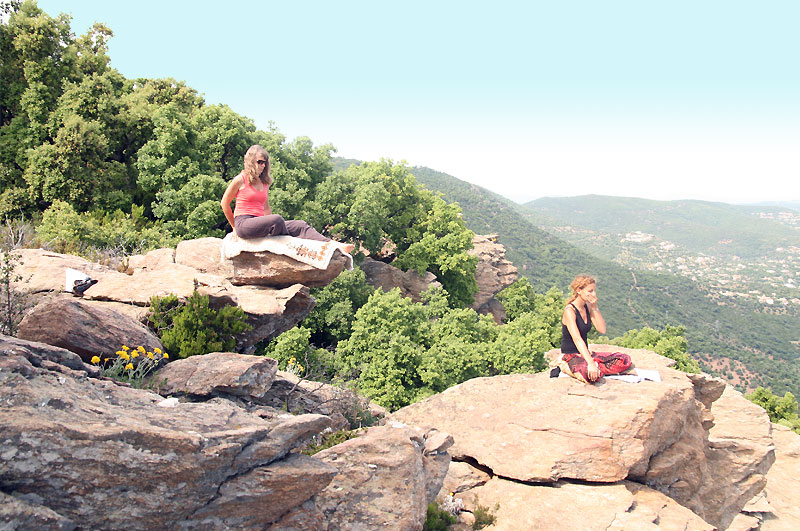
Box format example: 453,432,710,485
0,335,334,530
391,345,778,529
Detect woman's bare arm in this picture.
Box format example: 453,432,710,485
220,175,242,229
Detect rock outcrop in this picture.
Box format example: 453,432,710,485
17,294,163,363
360,256,442,302
0,335,338,529
314,423,454,529
391,345,779,529
10,241,333,353
231,249,350,288
468,234,517,322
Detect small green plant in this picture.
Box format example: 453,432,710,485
92,345,170,388
472,501,499,530
424,501,456,531
148,283,251,358
0,250,27,336
302,428,364,456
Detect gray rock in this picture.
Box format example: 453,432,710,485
17,294,163,363
360,256,441,302
0,336,334,530
153,351,278,400
314,424,453,530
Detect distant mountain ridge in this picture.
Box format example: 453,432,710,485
521,195,799,259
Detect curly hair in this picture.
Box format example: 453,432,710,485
567,275,596,304
243,144,272,186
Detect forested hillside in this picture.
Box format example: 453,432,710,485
409,165,800,397
523,195,799,259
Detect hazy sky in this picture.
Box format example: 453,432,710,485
36,0,800,204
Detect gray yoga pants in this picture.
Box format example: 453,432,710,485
234,215,329,241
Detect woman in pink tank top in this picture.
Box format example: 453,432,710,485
220,144,354,253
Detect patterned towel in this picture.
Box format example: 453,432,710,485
220,233,353,271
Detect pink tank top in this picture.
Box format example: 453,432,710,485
233,172,268,217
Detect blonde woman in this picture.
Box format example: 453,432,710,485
221,145,353,252
560,275,631,383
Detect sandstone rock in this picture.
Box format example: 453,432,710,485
231,249,349,288
452,477,713,531
392,359,700,484
468,234,517,319
17,294,163,363
8,249,109,294
258,370,387,430
393,345,771,529
439,461,492,497
0,336,334,530
175,237,233,277
154,352,278,400
230,284,316,353
360,256,442,302
314,424,453,530
126,247,176,272
698,385,775,529
759,424,800,530
1,333,96,376
0,491,76,531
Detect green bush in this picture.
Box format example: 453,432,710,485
424,502,456,531
36,200,177,257
148,286,251,358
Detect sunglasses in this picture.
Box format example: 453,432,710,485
256,160,268,165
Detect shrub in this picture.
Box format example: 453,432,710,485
148,286,251,358
424,502,456,531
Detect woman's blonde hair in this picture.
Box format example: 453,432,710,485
567,275,596,304
243,144,272,186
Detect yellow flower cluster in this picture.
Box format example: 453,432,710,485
287,356,304,374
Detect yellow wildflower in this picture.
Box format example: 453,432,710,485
131,352,139,358
125,363,134,370
163,353,169,359
154,347,162,354
120,352,130,361
91,356,101,365
121,345,130,351
137,346,146,353
147,352,154,359
116,350,125,356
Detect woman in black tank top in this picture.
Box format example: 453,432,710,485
561,275,607,382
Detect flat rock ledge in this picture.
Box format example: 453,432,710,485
10,238,349,352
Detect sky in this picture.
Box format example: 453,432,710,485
34,0,800,204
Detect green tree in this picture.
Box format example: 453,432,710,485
304,267,375,348
602,325,700,373
746,387,800,434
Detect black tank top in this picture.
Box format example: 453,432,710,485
560,303,592,354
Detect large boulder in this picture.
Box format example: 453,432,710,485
392,345,774,529
468,234,517,321
11,247,317,352
16,294,163,363
153,351,278,400
258,370,388,430
359,256,442,302
0,336,336,530
231,249,350,288
313,424,454,529
758,424,800,530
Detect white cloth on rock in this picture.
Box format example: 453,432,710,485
221,232,353,271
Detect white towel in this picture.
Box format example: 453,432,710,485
221,233,353,271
